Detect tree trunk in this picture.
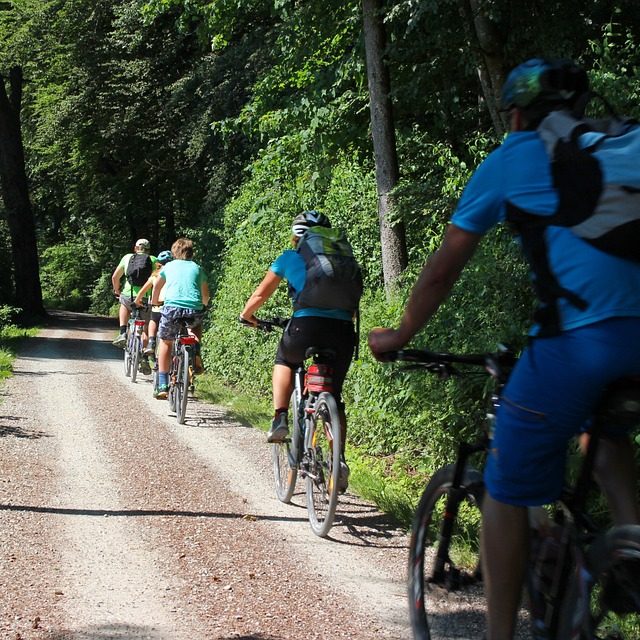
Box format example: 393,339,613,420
461,0,508,136
362,0,408,291
0,66,45,317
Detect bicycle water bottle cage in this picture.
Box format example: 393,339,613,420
305,363,334,394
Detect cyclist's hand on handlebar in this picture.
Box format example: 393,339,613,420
238,314,258,328
368,327,407,361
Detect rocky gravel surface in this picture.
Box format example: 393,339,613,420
0,311,413,640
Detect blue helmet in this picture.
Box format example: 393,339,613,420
500,58,589,111
157,250,173,264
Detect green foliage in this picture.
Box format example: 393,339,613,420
0,306,38,380
40,239,97,311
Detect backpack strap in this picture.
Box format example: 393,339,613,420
506,202,589,337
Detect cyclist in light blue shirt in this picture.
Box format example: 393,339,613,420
151,238,209,399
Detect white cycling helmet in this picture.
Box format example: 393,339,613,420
291,210,331,237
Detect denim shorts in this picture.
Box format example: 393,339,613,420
158,306,203,340
484,317,640,506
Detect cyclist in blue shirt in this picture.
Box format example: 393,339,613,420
240,210,357,491
369,59,640,639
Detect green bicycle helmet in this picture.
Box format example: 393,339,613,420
291,210,331,238
501,58,589,112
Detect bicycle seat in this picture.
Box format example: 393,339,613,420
304,346,336,363
595,376,640,427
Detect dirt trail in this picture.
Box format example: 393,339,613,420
0,311,411,640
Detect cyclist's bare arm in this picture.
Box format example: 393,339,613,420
150,276,166,307
368,224,482,357
240,270,282,325
134,278,154,307
111,265,124,296
201,281,210,308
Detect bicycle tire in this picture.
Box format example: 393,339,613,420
123,333,132,377
272,390,300,503
304,392,341,537
168,349,178,415
176,345,190,424
130,336,140,383
584,524,640,639
408,463,485,640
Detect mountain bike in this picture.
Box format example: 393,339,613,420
383,347,640,640
167,316,201,425
123,303,149,383
240,316,343,538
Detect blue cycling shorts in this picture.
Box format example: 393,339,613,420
484,316,640,507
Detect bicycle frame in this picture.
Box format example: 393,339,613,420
396,347,640,640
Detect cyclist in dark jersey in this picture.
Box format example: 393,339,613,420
369,59,640,639
240,211,357,492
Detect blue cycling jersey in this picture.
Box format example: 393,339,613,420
451,131,640,335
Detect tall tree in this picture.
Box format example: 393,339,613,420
362,0,407,290
0,65,43,316
461,0,508,136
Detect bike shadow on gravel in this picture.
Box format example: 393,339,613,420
0,502,308,524
51,625,281,640
0,415,51,439
178,398,259,430
263,487,408,549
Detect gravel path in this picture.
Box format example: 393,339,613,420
0,311,412,640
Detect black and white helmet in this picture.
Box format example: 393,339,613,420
291,210,331,237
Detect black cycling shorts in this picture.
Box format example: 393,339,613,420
275,316,356,405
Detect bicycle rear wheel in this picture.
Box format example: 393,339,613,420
409,463,485,640
168,348,179,415
304,392,341,537
130,336,140,383
123,333,132,377
176,345,190,424
272,391,299,503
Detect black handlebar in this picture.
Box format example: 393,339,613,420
381,345,517,381
238,316,289,332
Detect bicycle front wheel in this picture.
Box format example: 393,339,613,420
409,464,485,640
130,336,140,383
304,392,341,537
176,345,190,425
272,391,299,503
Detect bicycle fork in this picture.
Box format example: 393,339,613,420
432,439,486,590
